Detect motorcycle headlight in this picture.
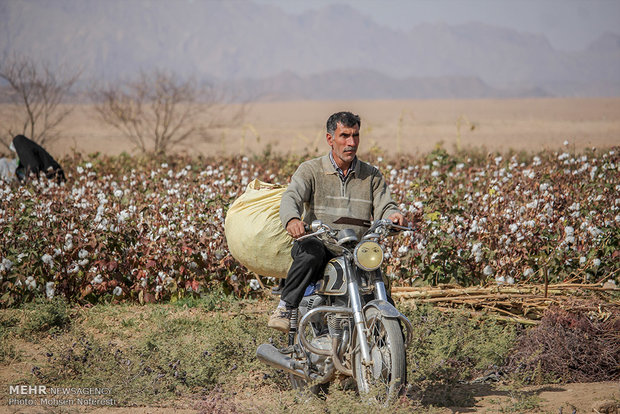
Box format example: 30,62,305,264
354,241,383,271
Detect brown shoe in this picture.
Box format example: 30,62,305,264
268,307,291,333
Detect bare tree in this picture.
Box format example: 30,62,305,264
0,54,79,148
91,70,239,154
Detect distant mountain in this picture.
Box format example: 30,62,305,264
1,0,619,99
226,69,552,101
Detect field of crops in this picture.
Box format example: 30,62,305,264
0,146,618,306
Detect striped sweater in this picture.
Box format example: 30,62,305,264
279,154,401,238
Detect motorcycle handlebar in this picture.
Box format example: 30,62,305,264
374,218,413,233
294,219,413,243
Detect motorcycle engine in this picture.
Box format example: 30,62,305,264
298,294,325,319
308,334,332,367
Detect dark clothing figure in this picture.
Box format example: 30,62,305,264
280,237,332,308
12,135,66,183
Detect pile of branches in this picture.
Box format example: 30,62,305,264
392,283,619,325
394,283,620,382
506,305,620,382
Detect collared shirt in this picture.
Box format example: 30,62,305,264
280,154,401,239
328,152,357,183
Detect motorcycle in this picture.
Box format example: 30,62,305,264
256,217,414,402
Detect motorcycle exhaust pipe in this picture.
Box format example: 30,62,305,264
256,344,309,380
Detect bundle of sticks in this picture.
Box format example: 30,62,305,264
391,283,620,325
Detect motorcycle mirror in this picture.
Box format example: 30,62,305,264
333,217,372,227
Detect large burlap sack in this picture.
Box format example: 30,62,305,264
225,179,293,278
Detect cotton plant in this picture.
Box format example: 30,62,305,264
0,148,618,305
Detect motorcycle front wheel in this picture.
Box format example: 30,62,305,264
353,307,406,403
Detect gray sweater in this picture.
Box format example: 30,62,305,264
279,154,401,238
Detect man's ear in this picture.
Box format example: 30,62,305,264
326,132,333,147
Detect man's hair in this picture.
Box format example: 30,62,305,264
326,112,361,135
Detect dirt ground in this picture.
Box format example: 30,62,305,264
2,97,618,158
444,381,619,413
2,336,618,414
2,381,618,413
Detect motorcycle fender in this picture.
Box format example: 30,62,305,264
363,299,414,348
363,299,401,319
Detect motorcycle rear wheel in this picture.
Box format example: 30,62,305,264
288,329,330,398
353,307,406,403
289,374,329,397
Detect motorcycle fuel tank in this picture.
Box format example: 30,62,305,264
317,257,348,295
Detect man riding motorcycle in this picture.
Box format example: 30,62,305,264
268,111,406,332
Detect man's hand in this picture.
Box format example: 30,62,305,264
286,218,306,239
387,212,407,227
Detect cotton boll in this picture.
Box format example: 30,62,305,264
249,279,260,291
41,254,53,267
1,258,13,272
26,276,37,290
46,282,55,299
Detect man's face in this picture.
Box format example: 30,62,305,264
327,123,359,168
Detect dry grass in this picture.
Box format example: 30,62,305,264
2,98,618,157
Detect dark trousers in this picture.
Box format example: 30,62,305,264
281,237,331,308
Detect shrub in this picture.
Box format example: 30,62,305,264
506,305,620,383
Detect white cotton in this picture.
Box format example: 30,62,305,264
249,279,261,291
46,282,55,299
1,258,13,272
26,276,37,290
42,254,53,266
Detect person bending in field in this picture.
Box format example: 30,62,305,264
268,111,406,332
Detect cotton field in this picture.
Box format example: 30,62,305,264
0,147,618,306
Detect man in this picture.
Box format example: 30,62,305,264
268,111,405,332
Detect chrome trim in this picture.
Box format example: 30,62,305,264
374,279,388,302
348,265,372,365
297,306,352,356
256,343,308,379
363,299,414,347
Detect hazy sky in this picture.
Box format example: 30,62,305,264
253,0,620,51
